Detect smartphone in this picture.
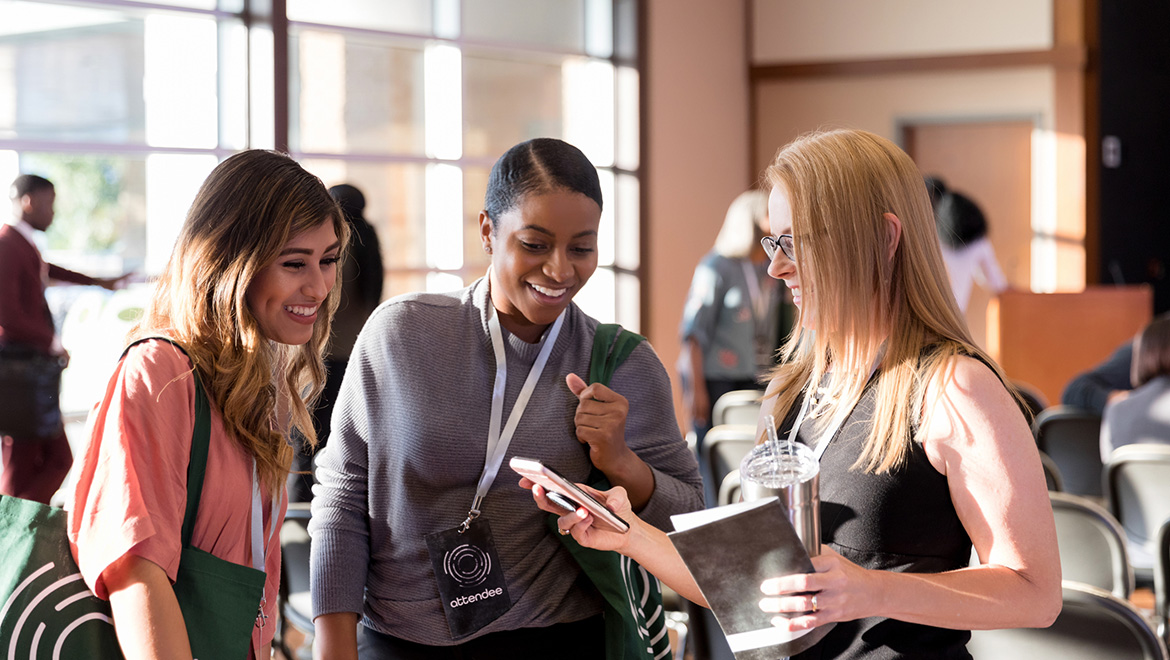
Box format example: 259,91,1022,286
509,457,631,534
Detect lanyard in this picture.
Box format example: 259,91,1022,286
784,355,884,462
249,460,281,572
459,305,566,532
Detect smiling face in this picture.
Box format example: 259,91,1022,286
481,190,601,343
767,184,814,330
246,220,341,346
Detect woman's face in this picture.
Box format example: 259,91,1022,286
246,220,341,345
481,190,601,343
767,185,814,330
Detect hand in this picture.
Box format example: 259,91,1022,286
520,478,636,553
98,272,134,291
566,373,632,472
758,546,879,633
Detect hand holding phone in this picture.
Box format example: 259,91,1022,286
509,457,631,534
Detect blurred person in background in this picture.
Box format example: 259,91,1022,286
0,174,128,504
287,183,384,503
678,190,788,454
1100,314,1170,461
932,183,1010,314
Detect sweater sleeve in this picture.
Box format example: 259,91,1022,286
611,340,705,528
309,313,378,618
679,257,722,348
1061,342,1134,415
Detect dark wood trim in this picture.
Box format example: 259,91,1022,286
272,0,289,153
637,0,649,334
1081,0,1100,286
751,45,1087,81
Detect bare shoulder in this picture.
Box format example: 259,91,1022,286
921,354,1031,472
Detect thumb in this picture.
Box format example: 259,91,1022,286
565,372,588,397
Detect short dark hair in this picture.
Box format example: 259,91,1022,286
10,174,53,200
483,138,602,227
934,190,988,249
1132,315,1170,386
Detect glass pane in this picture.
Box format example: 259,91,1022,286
614,0,637,61
615,66,639,170
597,169,615,266
614,173,639,270
16,152,149,275
463,48,565,159
564,58,614,167
287,0,432,34
463,0,584,52
584,0,613,58
291,27,426,156
299,158,427,295
615,270,640,331
463,166,492,280
576,266,615,323
0,2,231,148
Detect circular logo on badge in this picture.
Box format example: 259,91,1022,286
443,543,493,587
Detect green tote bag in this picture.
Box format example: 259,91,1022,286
0,338,266,659
549,323,673,660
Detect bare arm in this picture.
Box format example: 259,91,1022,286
527,480,708,607
103,554,193,660
760,357,1061,632
313,612,359,660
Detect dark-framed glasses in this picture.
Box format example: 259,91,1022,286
761,234,795,262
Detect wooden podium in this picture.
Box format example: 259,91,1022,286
986,286,1153,406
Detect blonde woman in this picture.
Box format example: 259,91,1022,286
69,149,348,660
678,190,786,450
528,129,1060,659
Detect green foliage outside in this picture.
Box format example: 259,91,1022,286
19,154,125,253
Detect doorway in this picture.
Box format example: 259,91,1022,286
903,119,1034,351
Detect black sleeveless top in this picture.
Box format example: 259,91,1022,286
779,374,974,660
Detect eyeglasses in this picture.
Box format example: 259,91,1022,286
761,234,795,262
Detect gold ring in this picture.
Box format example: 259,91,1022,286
810,594,818,613
558,527,571,536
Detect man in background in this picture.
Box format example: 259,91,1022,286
0,174,126,503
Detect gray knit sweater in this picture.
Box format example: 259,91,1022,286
309,278,703,645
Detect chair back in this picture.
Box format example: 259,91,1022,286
1033,406,1104,498
700,424,757,508
1040,451,1064,492
1050,492,1133,598
968,582,1168,660
1106,444,1170,571
1156,519,1170,646
718,469,741,507
1012,380,1049,425
711,390,762,427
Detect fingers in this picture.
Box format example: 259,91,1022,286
565,373,587,396
759,592,821,615
760,571,818,596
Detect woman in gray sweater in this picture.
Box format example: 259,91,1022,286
310,137,703,659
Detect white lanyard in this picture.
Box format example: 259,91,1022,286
784,357,883,462
249,460,281,572
741,260,764,322
460,306,566,532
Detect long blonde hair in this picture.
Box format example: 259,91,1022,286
130,150,349,494
713,189,769,259
765,129,1010,473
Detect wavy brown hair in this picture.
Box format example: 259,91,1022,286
130,150,348,494
764,129,1014,473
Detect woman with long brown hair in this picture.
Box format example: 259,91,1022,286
69,149,349,659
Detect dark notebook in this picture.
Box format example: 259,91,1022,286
669,497,834,659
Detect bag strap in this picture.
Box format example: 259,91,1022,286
121,337,211,547
588,323,645,387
